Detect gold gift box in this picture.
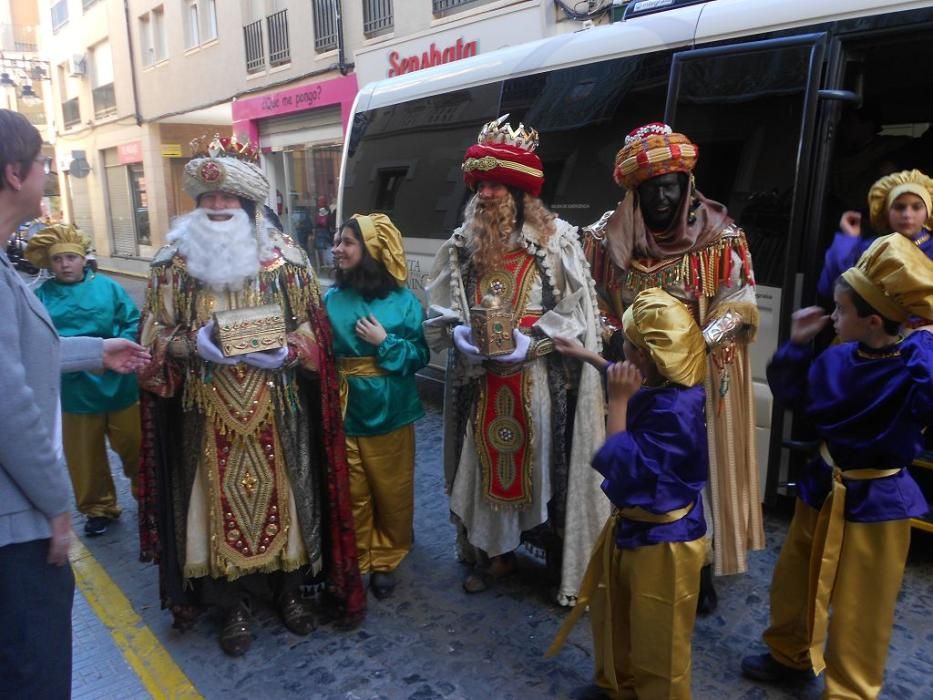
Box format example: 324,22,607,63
212,304,287,358
470,293,515,357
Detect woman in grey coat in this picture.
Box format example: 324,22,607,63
0,110,150,698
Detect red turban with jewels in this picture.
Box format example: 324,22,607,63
462,116,544,197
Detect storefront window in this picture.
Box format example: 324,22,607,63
128,163,150,246
269,143,341,274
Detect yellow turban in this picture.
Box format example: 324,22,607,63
351,213,407,284
841,233,933,323
622,288,706,387
24,224,90,270
868,169,933,232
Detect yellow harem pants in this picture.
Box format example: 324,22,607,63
763,498,911,700
61,403,141,518
548,516,705,700
345,424,415,574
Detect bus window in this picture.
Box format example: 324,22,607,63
341,83,503,241
501,51,673,227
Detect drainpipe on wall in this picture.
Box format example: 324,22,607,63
334,0,353,76
123,0,143,125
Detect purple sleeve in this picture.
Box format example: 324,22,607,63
817,233,870,299
767,341,813,410
902,330,933,424
592,390,706,513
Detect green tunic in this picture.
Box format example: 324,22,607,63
324,285,428,436
34,270,140,414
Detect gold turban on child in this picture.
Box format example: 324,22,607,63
841,233,933,323
351,213,407,284
25,223,90,270
622,288,706,387
867,169,933,232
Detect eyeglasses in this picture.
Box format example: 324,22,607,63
34,155,52,176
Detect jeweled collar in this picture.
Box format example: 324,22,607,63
855,335,903,360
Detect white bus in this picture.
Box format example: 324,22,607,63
338,0,933,508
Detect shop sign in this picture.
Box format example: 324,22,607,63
388,37,478,77
161,143,183,157
118,141,143,164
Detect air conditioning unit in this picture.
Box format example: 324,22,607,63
68,54,87,78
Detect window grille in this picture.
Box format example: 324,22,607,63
267,9,290,66
243,19,265,72
363,0,393,34
312,0,338,52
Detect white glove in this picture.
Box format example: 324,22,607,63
196,322,238,366
452,325,484,363
241,346,288,370
494,329,531,364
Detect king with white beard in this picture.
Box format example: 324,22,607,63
136,136,365,656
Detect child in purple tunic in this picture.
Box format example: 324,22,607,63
742,234,933,699
819,169,933,301
547,287,708,700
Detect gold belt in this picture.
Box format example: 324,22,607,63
337,356,388,416
807,443,901,674
545,500,695,688
617,501,694,524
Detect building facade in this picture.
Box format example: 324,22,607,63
37,0,611,274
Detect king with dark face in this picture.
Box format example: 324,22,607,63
638,172,687,233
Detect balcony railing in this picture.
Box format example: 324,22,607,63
62,97,80,128
243,19,265,73
92,83,116,118
51,0,68,31
363,0,393,34
433,0,493,13
267,9,290,66
312,0,338,53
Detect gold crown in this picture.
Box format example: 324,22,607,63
477,114,539,153
189,133,260,163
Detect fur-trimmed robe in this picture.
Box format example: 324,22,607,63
425,217,607,605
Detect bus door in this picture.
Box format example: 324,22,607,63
663,34,827,506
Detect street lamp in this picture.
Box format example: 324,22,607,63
20,84,42,106
0,56,51,104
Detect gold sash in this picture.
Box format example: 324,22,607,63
807,443,901,674
545,501,695,683
337,357,388,417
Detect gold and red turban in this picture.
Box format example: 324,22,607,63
462,115,544,197
613,122,699,190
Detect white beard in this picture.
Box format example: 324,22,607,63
167,208,260,291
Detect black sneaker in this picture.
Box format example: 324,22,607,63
741,652,813,683
84,516,111,536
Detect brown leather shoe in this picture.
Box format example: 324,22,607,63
279,591,315,636
219,604,252,657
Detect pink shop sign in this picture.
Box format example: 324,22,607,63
231,74,359,125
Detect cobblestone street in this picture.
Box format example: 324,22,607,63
65,273,933,700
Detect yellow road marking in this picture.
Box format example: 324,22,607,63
70,535,202,699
